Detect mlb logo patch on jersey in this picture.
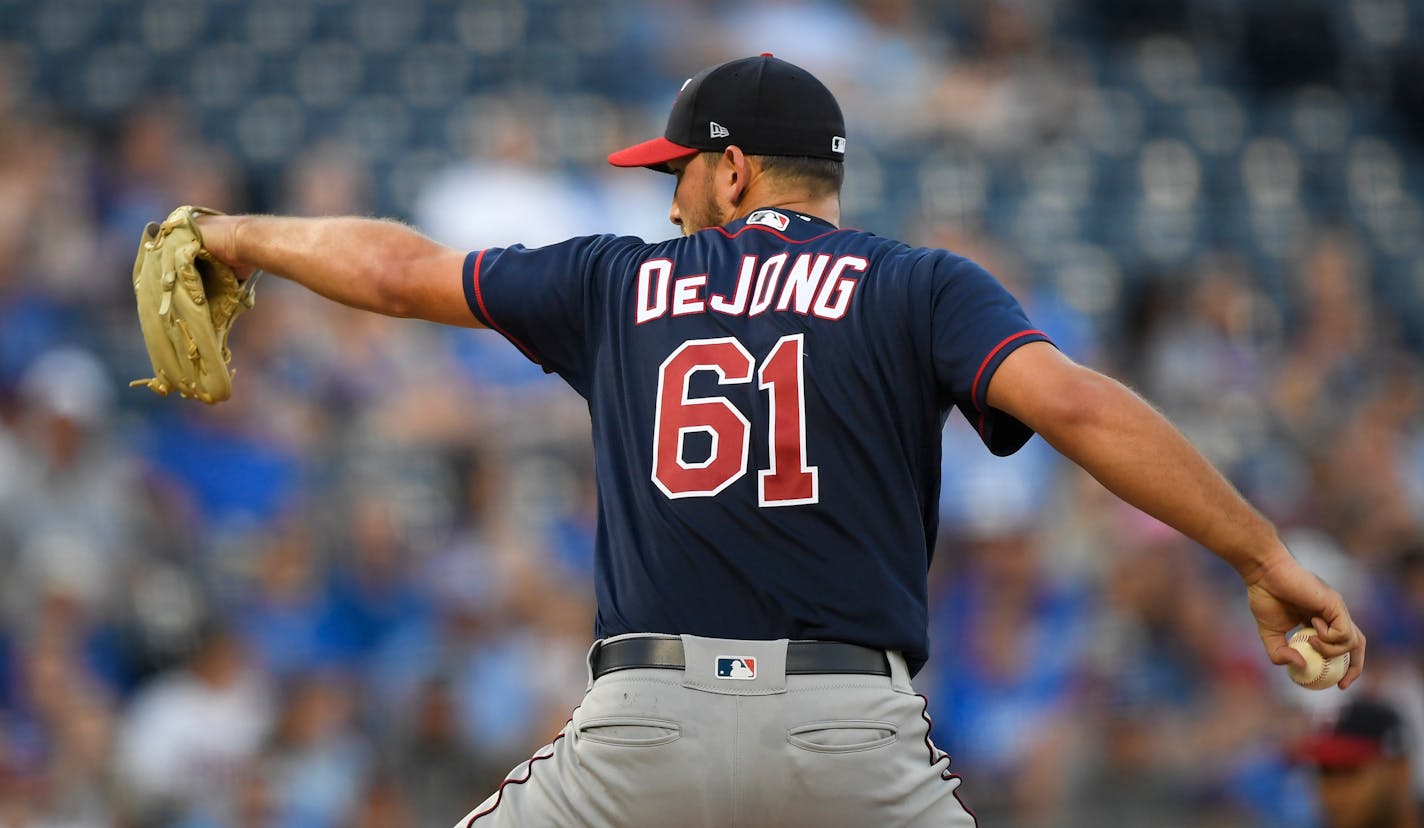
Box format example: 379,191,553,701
715,656,757,680
746,210,790,231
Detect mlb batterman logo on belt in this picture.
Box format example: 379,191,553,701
715,656,756,679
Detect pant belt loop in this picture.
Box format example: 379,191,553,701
886,651,915,694
584,639,603,691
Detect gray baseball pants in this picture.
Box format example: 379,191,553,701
452,634,977,828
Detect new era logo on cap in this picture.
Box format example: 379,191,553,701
716,656,757,680
832,136,846,153
710,121,730,139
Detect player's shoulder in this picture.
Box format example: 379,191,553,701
801,226,965,265
554,232,658,257
488,232,652,260
870,236,973,266
839,233,985,284
507,232,664,276
881,241,1003,283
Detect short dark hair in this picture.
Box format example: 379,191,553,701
700,151,844,197
751,154,844,197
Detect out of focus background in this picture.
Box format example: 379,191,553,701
0,0,1422,826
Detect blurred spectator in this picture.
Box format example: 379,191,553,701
1,347,139,624
231,520,341,680
389,676,501,827
925,526,1093,826
1272,231,1376,450
280,141,374,219
347,774,417,828
933,1,1087,157
412,98,604,251
115,625,274,823
1134,258,1278,473
1293,698,1423,828
173,764,277,828
318,494,428,669
352,454,588,787
0,590,122,826
707,0,949,150
411,99,659,403
140,400,308,536
261,672,372,827
1373,546,1424,681
33,687,118,826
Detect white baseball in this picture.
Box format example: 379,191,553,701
1286,629,1349,690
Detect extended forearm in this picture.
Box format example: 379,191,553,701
1034,372,1284,577
198,214,475,326
1044,374,1367,684
987,345,1285,574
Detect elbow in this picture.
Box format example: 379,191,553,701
358,221,438,319
368,260,417,318
1028,364,1119,439
371,229,459,321
380,285,417,319
1058,368,1115,426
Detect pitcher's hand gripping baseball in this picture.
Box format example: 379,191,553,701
1245,552,1365,690
130,205,256,404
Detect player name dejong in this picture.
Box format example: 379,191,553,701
635,251,867,324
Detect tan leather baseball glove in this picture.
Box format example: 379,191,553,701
129,205,255,404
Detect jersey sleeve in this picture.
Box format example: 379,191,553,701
929,255,1053,456
462,235,636,395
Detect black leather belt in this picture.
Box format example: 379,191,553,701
592,638,890,679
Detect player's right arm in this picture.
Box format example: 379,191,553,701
196,214,482,328
986,341,1365,688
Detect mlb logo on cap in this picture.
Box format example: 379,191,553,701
716,656,757,680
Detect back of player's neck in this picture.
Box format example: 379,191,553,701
734,196,840,228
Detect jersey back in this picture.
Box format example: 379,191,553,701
462,208,1048,673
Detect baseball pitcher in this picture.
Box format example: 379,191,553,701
134,55,1365,827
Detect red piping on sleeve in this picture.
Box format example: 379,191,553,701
970,329,1046,414
468,248,489,322
470,248,542,365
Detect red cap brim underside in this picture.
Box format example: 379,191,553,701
1291,735,1384,769
607,136,699,170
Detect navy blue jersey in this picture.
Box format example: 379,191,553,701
462,208,1050,674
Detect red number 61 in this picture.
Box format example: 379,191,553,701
652,335,818,506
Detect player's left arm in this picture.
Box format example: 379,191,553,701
986,340,1365,687
197,214,482,328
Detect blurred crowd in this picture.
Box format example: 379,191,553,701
0,0,1422,826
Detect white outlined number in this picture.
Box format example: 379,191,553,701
652,335,819,506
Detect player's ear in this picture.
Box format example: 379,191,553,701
722,146,751,205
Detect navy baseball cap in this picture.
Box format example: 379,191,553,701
1292,699,1410,769
608,54,846,172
